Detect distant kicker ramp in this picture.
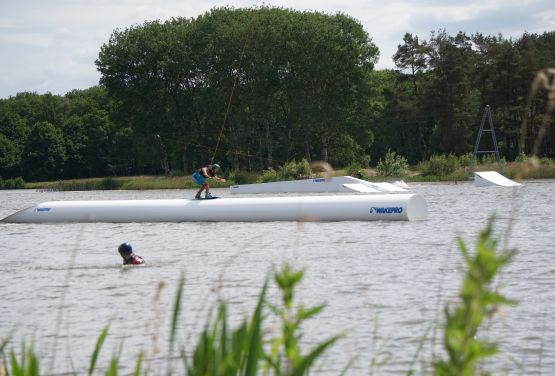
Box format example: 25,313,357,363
474,171,522,187
2,194,428,223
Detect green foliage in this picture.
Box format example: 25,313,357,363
457,153,475,167
504,162,555,179
0,88,123,180
88,324,109,375
376,150,409,177
515,152,528,163
227,170,256,185
0,133,20,172
96,7,378,173
419,154,460,176
167,273,184,375
433,216,515,376
183,263,338,375
100,177,121,190
7,341,40,376
184,282,266,376
0,176,25,189
258,159,314,182
2,23,555,179
105,344,123,376
259,168,279,183
22,121,66,181
266,264,341,375
345,162,369,179
539,157,554,165
478,154,506,165
328,133,371,168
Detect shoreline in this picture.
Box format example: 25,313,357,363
17,164,555,191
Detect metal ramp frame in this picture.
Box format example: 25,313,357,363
473,105,501,168
471,106,522,187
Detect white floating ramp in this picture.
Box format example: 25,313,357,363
474,171,522,187
230,176,406,194
1,194,427,223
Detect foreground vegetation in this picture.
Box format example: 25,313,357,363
0,217,516,374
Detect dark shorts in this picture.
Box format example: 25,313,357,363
192,171,206,185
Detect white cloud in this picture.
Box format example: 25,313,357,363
0,0,553,98
535,9,555,31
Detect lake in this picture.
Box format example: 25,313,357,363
1,180,554,374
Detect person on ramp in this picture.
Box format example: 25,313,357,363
192,163,226,199
118,242,145,265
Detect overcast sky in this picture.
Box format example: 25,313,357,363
1,0,554,99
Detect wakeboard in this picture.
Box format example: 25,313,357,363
194,196,220,200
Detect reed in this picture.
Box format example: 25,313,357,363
433,215,516,375
88,324,109,375
504,161,555,179
3,340,40,376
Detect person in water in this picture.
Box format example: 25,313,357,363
192,163,226,199
118,242,145,265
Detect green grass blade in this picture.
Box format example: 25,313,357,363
88,324,110,376
133,351,143,376
244,280,268,376
339,355,357,376
10,350,21,376
106,355,119,376
167,272,185,376
293,335,341,376
28,347,40,376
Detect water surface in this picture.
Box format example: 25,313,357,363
1,181,554,374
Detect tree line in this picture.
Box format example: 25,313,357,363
1,6,554,181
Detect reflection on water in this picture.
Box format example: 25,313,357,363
1,182,554,374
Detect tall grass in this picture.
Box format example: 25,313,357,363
0,339,40,376
88,324,109,375
433,216,516,375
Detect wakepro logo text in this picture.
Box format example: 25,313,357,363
369,207,403,214
34,207,51,212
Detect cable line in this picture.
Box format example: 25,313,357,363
210,9,257,164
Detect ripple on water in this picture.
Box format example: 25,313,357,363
1,184,555,374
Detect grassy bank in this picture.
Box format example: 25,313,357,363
17,158,555,191
24,175,232,191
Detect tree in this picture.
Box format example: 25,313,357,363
96,7,378,172
0,134,19,176
393,33,431,97
0,107,28,176
22,121,66,181
427,30,480,155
